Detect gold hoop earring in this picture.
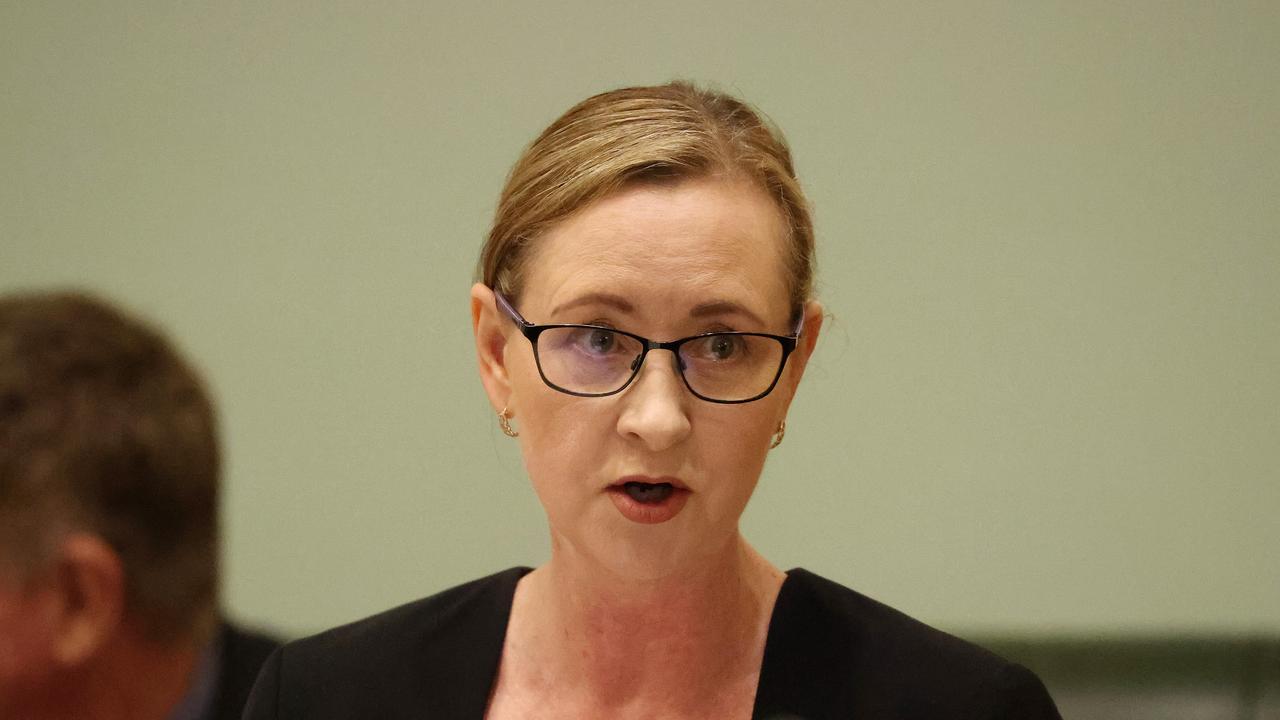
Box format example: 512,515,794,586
770,420,786,449
497,407,518,438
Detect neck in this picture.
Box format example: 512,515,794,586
32,629,202,720
514,534,785,712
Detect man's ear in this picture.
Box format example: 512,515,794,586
49,534,124,666
471,283,513,413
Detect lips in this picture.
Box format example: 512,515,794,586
622,481,674,503
606,476,691,524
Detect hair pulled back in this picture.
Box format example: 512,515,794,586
478,81,815,314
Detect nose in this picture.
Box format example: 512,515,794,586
615,350,692,452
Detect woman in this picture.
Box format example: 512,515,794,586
244,82,1061,719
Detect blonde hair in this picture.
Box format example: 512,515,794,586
477,81,815,316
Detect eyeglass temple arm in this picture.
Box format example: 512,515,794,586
492,290,533,327
790,306,806,338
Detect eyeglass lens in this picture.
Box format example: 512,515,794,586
534,326,785,402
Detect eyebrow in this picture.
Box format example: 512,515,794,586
688,300,767,327
550,293,767,327
549,293,635,317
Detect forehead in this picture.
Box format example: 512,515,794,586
521,177,792,326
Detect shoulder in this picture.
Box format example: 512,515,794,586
242,567,529,720
756,569,1061,719
284,566,526,660
777,568,1007,673
213,621,282,720
219,621,280,674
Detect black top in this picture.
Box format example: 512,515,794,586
242,568,1061,719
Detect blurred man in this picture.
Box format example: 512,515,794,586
0,291,277,720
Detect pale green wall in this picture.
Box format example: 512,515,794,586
2,2,1276,637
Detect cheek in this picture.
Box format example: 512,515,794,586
734,426,773,485
691,405,780,497
0,593,55,684
717,394,784,445
514,389,612,510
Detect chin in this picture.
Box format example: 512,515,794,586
604,550,685,582
594,524,742,583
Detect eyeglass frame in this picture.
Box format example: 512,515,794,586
493,290,804,404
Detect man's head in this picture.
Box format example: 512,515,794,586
0,291,219,710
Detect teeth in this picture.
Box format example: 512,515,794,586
623,482,674,504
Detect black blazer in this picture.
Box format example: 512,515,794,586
243,568,1061,719
215,622,283,720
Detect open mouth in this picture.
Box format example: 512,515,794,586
605,476,690,524
621,481,674,504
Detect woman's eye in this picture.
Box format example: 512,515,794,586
707,334,743,360
585,328,616,354
711,335,742,358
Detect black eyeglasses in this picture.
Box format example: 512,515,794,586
494,291,801,404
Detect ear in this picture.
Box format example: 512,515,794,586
777,299,824,409
48,534,125,667
789,300,824,381
471,283,514,413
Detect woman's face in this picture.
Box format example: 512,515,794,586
472,177,822,579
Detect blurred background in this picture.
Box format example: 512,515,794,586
3,2,1278,713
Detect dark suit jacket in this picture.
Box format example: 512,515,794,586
243,567,1061,719
213,622,282,720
